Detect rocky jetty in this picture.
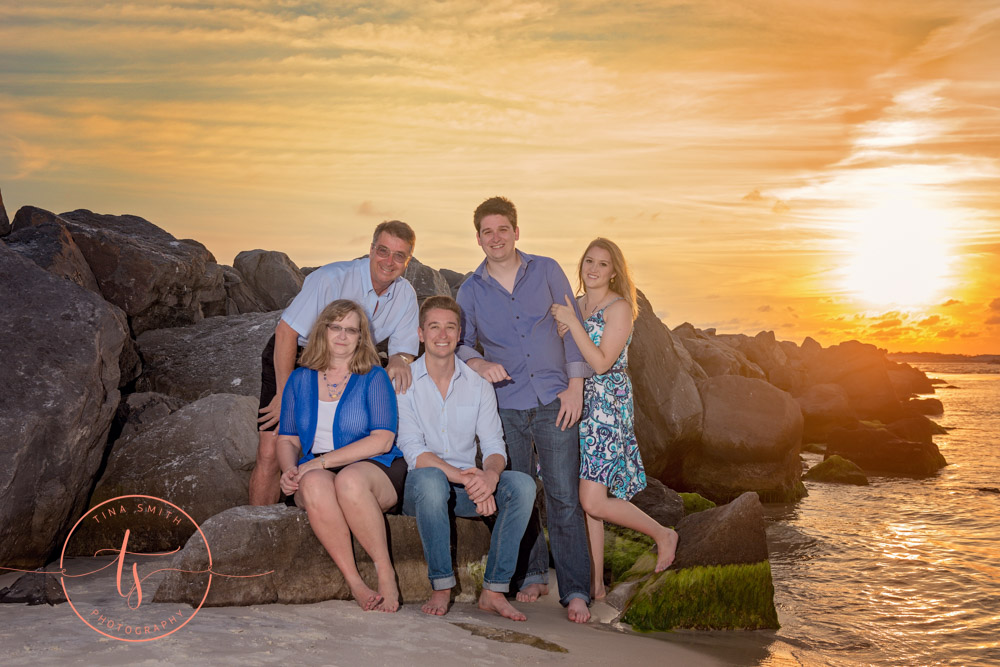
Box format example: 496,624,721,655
2,199,949,631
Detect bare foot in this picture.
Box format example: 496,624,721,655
654,528,679,572
567,597,590,623
375,568,400,613
478,590,526,621
347,581,383,611
515,583,548,603
421,589,451,616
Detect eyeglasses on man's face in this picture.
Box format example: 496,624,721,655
372,244,410,265
327,323,361,337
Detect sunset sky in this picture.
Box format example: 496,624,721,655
2,1,998,354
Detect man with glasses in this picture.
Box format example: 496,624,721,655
249,220,419,505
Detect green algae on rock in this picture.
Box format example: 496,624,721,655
604,525,655,583
679,492,716,515
622,562,779,631
804,455,869,485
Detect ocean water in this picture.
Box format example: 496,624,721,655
763,363,1000,666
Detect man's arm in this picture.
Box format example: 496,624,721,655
545,260,586,429
258,319,301,430
456,282,512,383
386,289,420,394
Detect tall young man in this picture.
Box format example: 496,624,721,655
249,221,419,505
456,196,592,623
397,296,536,620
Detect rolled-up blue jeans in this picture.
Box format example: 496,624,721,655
500,399,591,607
402,467,536,593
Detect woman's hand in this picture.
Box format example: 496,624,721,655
279,465,300,496
550,295,578,327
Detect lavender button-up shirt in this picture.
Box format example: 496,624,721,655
456,251,590,411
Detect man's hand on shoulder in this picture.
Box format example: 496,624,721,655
556,378,583,430
466,358,512,384
386,354,413,394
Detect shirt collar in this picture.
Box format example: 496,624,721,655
358,256,396,299
413,355,463,387
474,249,531,285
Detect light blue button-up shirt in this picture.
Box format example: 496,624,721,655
281,257,419,356
456,250,590,411
396,356,507,470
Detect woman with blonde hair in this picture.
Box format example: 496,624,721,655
277,299,406,611
551,238,678,599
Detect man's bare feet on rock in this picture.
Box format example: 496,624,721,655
567,597,590,623
348,582,383,611
478,590,526,621
515,583,548,602
421,589,451,616
654,527,679,572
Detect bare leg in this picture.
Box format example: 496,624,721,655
295,470,381,610
567,598,591,623
579,479,678,572
585,513,606,599
515,583,549,603
249,431,280,505
422,589,451,616
478,590,526,621
335,463,400,612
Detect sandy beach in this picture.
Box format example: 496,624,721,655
0,564,791,666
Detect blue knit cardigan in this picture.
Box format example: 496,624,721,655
278,365,401,467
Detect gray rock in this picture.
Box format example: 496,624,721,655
826,425,947,477
4,221,100,293
629,478,685,528
630,291,705,485
796,383,856,443
111,391,187,443
804,455,869,485
404,256,452,301
887,415,946,444
135,311,281,401
221,264,266,314
887,361,935,397
439,268,471,297
233,249,303,311
67,394,258,556
715,331,806,394
154,505,492,607
683,376,804,502
672,324,766,379
904,397,944,416
0,571,66,605
804,340,904,422
13,207,228,335
0,244,128,568
671,492,769,569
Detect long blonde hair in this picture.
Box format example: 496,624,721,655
298,299,380,374
577,238,638,320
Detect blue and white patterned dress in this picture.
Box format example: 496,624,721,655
578,300,647,500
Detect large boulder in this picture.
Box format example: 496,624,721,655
715,330,806,394
154,505,491,606
4,220,100,293
886,361,935,397
439,268,471,298
630,291,705,485
67,394,258,555
826,425,947,476
0,244,129,568
887,415,946,445
796,383,856,443
404,257,452,301
804,340,905,422
904,398,944,416
682,376,804,502
233,249,303,311
672,323,765,379
12,207,227,335
110,391,187,444
610,493,777,631
135,311,281,401
221,264,266,315
629,478,685,528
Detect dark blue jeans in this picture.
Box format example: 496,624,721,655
402,467,536,592
500,399,590,606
